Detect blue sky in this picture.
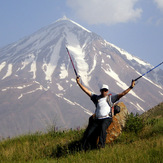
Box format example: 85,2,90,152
0,0,162,67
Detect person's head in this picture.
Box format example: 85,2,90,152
100,84,109,97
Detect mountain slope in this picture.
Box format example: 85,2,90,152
0,17,162,138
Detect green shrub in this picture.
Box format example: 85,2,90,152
146,118,158,126
124,113,145,134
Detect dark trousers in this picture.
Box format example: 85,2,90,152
83,117,112,149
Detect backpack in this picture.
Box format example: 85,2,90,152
94,94,120,117
107,94,120,116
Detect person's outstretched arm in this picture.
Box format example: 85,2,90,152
76,76,92,97
118,80,135,99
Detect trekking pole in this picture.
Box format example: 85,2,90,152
66,47,80,78
133,61,163,81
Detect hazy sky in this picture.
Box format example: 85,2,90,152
0,0,163,67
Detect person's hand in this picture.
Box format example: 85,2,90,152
131,80,135,88
76,76,80,84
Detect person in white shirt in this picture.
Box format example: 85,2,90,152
76,76,135,149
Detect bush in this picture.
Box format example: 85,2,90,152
146,118,158,126
124,113,145,134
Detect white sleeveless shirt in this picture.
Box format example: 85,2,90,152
95,96,111,119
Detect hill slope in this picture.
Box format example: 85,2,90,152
141,102,163,119
0,103,162,162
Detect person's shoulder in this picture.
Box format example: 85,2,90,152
90,93,99,102
111,94,119,103
111,94,118,97
91,93,98,98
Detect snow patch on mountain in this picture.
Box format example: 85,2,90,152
18,85,44,100
55,93,63,98
108,42,151,66
21,54,35,70
59,63,68,79
30,60,37,79
1,81,50,99
0,62,6,72
88,53,97,75
70,20,91,33
2,64,13,80
107,55,111,58
1,83,33,92
136,103,145,112
159,91,163,96
65,24,92,86
56,83,64,91
56,93,93,115
63,97,75,106
74,102,93,115
130,102,145,112
71,78,76,82
67,45,89,86
56,93,75,105
42,38,62,82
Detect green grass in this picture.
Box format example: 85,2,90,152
0,130,84,162
0,102,163,163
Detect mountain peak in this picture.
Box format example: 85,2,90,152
55,16,91,33
56,15,70,22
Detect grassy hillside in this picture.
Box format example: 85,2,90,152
141,102,163,119
0,103,162,163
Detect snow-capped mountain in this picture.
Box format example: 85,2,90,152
0,17,162,138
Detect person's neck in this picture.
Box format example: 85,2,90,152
100,94,107,98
